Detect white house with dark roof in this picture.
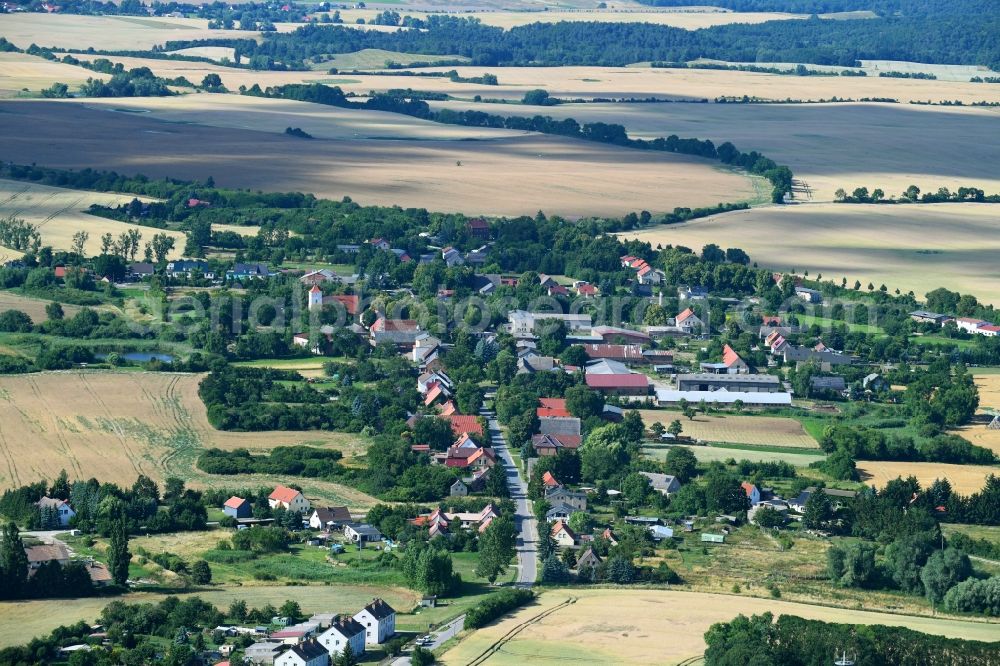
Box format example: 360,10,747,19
353,599,396,644
274,640,329,666
35,497,75,527
318,615,365,659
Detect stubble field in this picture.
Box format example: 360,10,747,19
0,371,376,508
431,100,1000,202
439,588,1000,665
636,410,819,448
620,203,1000,304
0,178,186,263
644,444,825,467
0,99,757,217
856,460,999,494
0,13,288,51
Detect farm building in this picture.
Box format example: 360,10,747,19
223,496,251,519
676,373,780,392
585,373,650,396
268,486,310,513
656,389,792,407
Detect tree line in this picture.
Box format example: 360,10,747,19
170,4,1000,71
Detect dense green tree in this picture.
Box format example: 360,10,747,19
921,548,972,605
107,517,131,586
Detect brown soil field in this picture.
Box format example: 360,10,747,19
0,99,757,217
637,410,818,448
856,460,999,494
0,52,93,98
619,203,1000,305
0,371,377,508
439,588,1000,665
430,100,1000,202
0,178,186,263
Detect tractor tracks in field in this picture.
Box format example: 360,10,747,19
465,597,578,666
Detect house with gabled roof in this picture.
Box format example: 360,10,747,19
545,486,587,511
309,506,351,530
537,398,571,418
541,471,561,489
442,414,484,438
268,486,310,513
551,521,577,548
353,599,396,644
675,308,703,333
223,496,251,519
35,496,75,527
741,482,762,506
576,547,602,570
275,640,327,666
318,615,365,660
639,472,681,496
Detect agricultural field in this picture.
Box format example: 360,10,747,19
0,371,376,508
232,357,331,378
312,48,470,70
0,583,419,648
0,52,93,98
439,588,1000,665
856,460,1000,494
54,54,1000,106
0,13,292,51
329,7,820,30
644,444,825,467
433,100,1000,202
620,203,1000,305
0,99,758,217
0,178,185,263
636,410,820,448
0,291,86,323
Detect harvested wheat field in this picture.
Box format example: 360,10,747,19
330,7,814,30
0,13,293,51
433,100,1000,202
637,410,819,448
621,203,1000,305
0,583,417,648
0,178,186,263
0,52,94,97
0,371,376,508
972,369,1000,409
0,100,756,217
857,460,999,494
439,589,1000,665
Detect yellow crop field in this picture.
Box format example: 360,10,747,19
0,583,418,648
620,203,1000,306
0,52,94,97
856,460,999,494
0,371,377,508
0,178,186,263
0,13,292,51
331,7,812,31
439,589,1000,665
637,410,819,448
0,99,757,217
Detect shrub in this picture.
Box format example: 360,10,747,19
464,588,534,629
